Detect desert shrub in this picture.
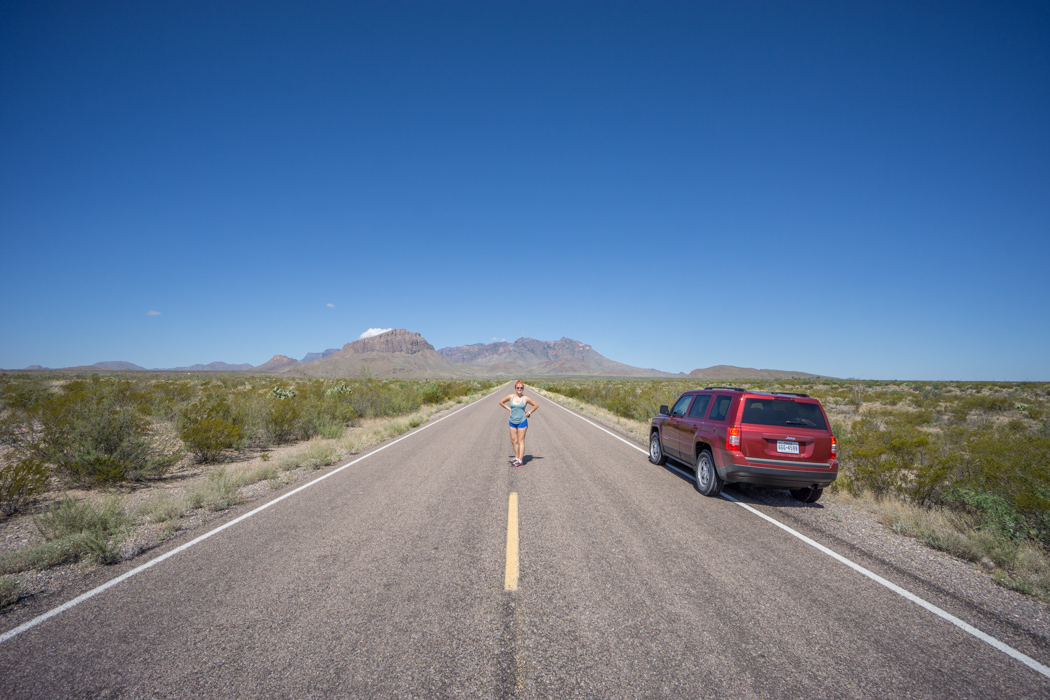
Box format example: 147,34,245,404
0,576,18,609
542,380,668,422
297,382,359,439
949,429,1050,547
836,414,1050,549
178,395,245,462
0,538,84,573
943,487,1026,541
0,375,52,412
148,380,196,421
351,379,421,418
0,496,134,569
960,394,1013,414
277,444,338,472
1,379,182,485
315,421,347,440
35,495,129,541
186,468,243,511
266,394,302,444
242,464,278,483
419,380,478,405
226,390,269,445
138,495,185,523
849,383,866,408
0,457,50,515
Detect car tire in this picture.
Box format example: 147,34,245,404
694,449,723,497
790,486,823,503
649,432,667,465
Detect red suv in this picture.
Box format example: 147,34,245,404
649,387,838,502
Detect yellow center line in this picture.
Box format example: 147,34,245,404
505,492,519,591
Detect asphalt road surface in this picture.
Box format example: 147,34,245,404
1,385,1048,698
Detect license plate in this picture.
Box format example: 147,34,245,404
776,440,800,455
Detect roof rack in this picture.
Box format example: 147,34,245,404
704,386,746,392
774,392,811,398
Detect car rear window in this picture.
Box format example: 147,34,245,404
741,398,828,430
708,395,732,421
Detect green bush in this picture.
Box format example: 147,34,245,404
944,488,1026,541
266,395,302,444
0,375,52,412
0,457,50,515
149,380,195,421
178,395,245,462
2,379,182,485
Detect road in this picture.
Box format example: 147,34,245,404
1,384,1048,698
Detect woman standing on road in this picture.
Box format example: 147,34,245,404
499,381,538,467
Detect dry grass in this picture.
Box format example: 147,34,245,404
831,490,1050,600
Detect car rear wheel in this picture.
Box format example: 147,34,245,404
694,449,723,497
649,432,667,465
790,486,823,503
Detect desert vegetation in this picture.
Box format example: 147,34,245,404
0,373,495,607
541,378,1050,600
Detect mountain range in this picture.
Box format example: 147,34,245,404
16,329,824,379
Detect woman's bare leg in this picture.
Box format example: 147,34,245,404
515,426,527,462
509,425,519,461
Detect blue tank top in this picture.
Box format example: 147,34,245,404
509,397,527,424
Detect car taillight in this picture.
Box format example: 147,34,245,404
831,435,837,458
727,427,741,452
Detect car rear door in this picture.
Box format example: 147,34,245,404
679,393,712,463
701,393,735,464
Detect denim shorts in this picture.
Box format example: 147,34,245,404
509,420,528,429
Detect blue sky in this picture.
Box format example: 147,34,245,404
2,1,1047,380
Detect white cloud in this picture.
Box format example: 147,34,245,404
147,310,161,316
326,303,335,308
359,327,393,339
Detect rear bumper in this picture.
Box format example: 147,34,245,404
720,456,838,489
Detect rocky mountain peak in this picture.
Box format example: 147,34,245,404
342,329,435,355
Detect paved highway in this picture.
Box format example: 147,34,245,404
1,384,1048,698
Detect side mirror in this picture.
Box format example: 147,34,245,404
659,405,669,416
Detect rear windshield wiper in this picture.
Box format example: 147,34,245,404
784,418,816,426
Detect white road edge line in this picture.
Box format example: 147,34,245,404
543,394,1050,680
0,388,503,645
